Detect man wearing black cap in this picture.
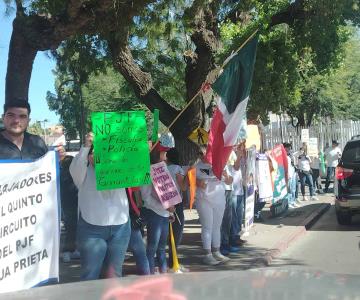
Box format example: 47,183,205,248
324,140,342,192
0,99,48,160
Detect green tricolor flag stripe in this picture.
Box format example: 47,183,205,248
152,109,159,143
212,36,258,115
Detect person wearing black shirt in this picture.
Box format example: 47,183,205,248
0,99,47,160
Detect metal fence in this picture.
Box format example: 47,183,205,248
262,118,360,151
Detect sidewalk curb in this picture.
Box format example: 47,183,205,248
302,203,331,230
260,203,331,266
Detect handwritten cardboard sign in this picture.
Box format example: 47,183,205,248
92,111,151,190
150,161,182,209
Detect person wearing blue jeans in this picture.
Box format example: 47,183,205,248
77,216,130,280
324,140,342,192
221,189,236,255
230,145,246,245
128,227,150,275
297,148,318,201
166,149,188,271
325,166,335,192
230,195,244,245
168,201,185,269
126,187,150,275
288,174,298,207
140,143,174,274
70,133,131,281
299,171,315,197
144,208,170,274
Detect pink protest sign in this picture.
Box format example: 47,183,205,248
150,161,182,209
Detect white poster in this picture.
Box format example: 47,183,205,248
243,146,256,235
301,129,309,144
0,151,60,294
256,154,273,200
308,137,318,157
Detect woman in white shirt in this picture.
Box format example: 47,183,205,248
69,133,130,280
196,146,232,265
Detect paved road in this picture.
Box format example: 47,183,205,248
274,204,360,275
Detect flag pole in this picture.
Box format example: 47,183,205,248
221,29,259,69
169,222,181,273
151,29,259,151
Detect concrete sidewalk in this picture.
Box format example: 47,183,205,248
59,194,333,283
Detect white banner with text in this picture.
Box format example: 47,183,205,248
0,151,60,294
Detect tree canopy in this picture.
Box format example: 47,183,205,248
3,0,360,158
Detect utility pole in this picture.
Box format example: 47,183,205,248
41,119,49,145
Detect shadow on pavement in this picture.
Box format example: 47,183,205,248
307,204,360,232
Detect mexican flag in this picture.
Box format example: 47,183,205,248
206,36,258,179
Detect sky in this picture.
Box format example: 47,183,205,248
0,2,59,126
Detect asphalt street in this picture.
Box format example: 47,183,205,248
274,203,360,275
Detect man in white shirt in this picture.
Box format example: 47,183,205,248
324,140,342,192
70,132,130,280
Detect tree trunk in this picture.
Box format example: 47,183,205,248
297,114,306,127
5,20,37,103
5,0,130,105
175,137,200,166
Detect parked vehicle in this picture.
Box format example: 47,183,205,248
334,136,360,224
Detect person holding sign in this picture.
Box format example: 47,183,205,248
195,146,232,266
69,132,130,280
140,143,175,274
0,99,48,159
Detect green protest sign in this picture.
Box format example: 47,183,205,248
91,111,151,190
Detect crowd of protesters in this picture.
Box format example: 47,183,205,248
0,99,341,283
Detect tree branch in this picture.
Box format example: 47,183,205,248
107,30,178,127
270,0,308,27
224,0,310,28
5,0,153,103
15,0,24,16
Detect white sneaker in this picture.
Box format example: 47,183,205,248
169,265,189,273
213,251,230,262
302,196,309,201
168,268,183,274
179,265,190,272
203,254,220,265
311,196,319,201
295,198,302,205
62,252,71,263
289,202,300,209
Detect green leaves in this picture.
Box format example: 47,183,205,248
25,0,360,134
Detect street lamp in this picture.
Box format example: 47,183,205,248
41,119,49,145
